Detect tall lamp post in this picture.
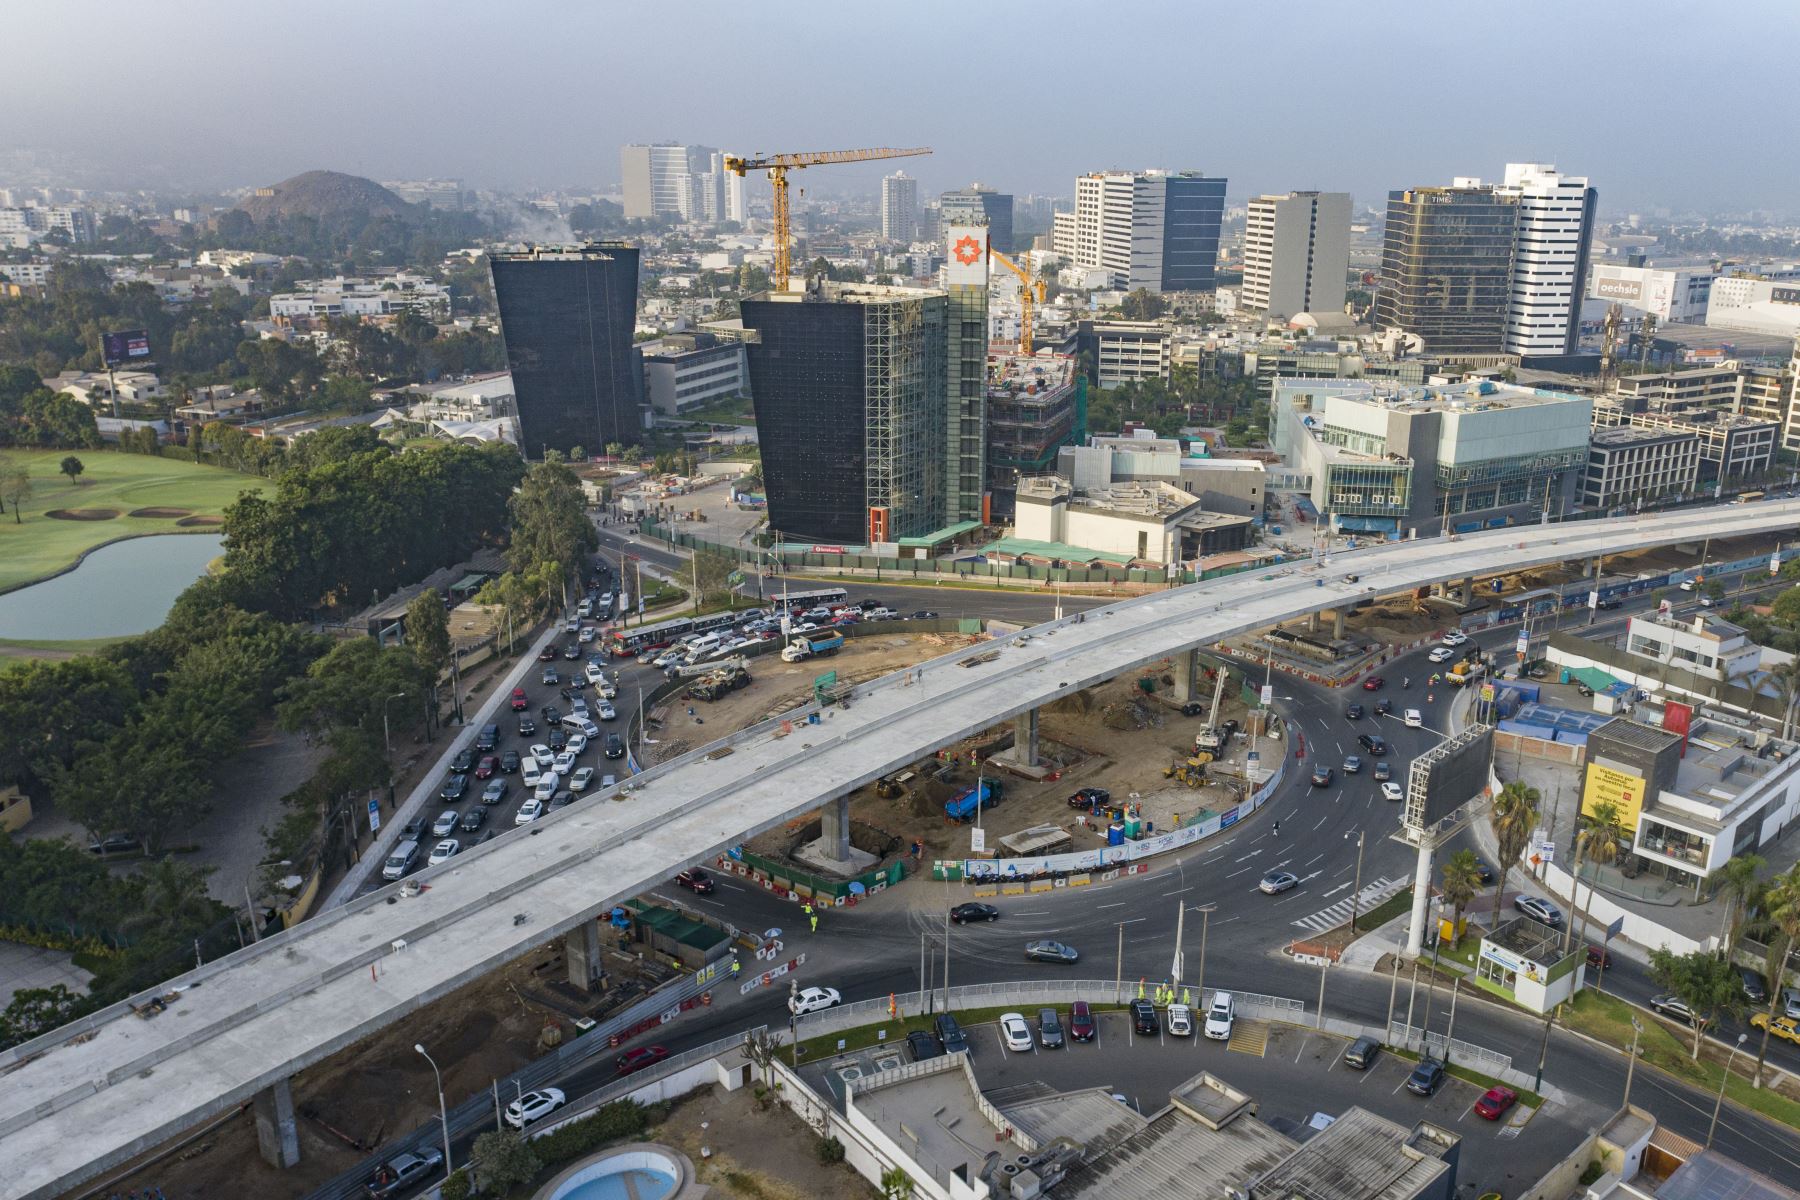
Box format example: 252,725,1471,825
1346,830,1366,932
1196,903,1217,1003
413,1044,453,1184
1706,1032,1748,1148
1623,1016,1643,1108
382,691,409,759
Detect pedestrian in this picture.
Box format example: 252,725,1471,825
809,913,819,933
1273,820,1280,837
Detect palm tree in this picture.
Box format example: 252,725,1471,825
1749,863,1800,1086
120,858,217,941
1768,660,1800,740
1708,854,1767,960
1572,801,1626,950
1490,780,1541,924
1440,850,1483,950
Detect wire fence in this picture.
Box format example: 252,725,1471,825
1385,1021,1514,1076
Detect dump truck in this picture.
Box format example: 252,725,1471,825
944,779,1003,822
781,631,844,662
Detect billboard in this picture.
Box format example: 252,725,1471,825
1582,761,1646,829
1772,286,1800,306
945,224,989,287
1662,700,1693,757
1594,277,1644,302
101,328,151,366
1404,725,1493,831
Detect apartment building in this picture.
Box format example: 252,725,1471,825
1241,191,1352,319
1582,425,1701,510
1055,170,1227,293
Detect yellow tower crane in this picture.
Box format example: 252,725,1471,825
987,247,1046,356
724,146,931,291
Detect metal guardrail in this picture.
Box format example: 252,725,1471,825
1386,1022,1513,1076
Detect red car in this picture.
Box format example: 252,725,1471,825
1586,945,1612,970
510,687,529,711
675,868,715,894
1362,676,1385,691
538,647,558,662
1472,1086,1517,1120
617,1045,669,1076
473,755,497,779
1069,1000,1096,1042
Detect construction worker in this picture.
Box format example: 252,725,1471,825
730,960,741,978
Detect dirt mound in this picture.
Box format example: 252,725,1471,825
45,508,120,521
127,506,192,519
175,515,224,527
1043,689,1095,716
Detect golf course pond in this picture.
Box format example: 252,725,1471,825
0,533,224,640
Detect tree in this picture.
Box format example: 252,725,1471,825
604,441,624,460
0,985,87,1051
690,550,740,613
405,589,453,727
1707,854,1766,960
1648,947,1746,1059
1749,863,1800,1086
1120,288,1166,321
58,455,83,484
0,464,30,522
469,1130,540,1194
506,458,597,584
881,1167,917,1200
1771,586,1800,626
1440,850,1483,949
1490,780,1541,924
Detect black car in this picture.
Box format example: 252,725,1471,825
1358,734,1387,755
1067,786,1112,809
1373,698,1393,716
1343,1035,1381,1070
951,902,1000,924
934,1014,969,1054
450,748,474,774
541,704,562,725
547,727,567,751
517,716,537,736
1130,998,1159,1035
475,724,499,752
548,791,574,811
399,817,427,842
909,611,940,620
459,805,490,832
499,749,522,774
907,1030,943,1062
1345,703,1364,720
1405,1057,1446,1096
605,733,625,759
1310,766,1335,787
1740,966,1770,1005
563,643,581,660
439,773,468,801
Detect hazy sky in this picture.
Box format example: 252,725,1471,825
6,0,1797,215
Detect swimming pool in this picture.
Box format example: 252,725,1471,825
538,1146,688,1200
557,1166,676,1200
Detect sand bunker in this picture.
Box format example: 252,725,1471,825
45,508,121,521
175,515,224,527
127,507,193,519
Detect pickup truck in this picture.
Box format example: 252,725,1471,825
781,631,844,662
944,779,1003,822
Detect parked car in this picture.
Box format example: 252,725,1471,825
1406,1057,1447,1096
675,868,714,894
1514,895,1564,927
789,986,841,1015
907,1030,943,1061
1203,992,1235,1040
1038,1008,1064,1049
461,804,490,831
1067,786,1112,809
364,1148,444,1198
427,839,459,867
1130,998,1159,1035
1651,994,1697,1023
935,1013,970,1054
1473,1086,1517,1120
1025,939,1079,964
1585,945,1612,970
1259,870,1299,895
1343,1035,1381,1070
1740,967,1770,1005
1166,1003,1194,1037
1000,1012,1033,1052
1069,1001,1096,1042
951,902,1000,924
616,1045,669,1076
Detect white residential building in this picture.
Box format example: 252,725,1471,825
269,274,450,320
1496,163,1597,358
620,143,722,222
0,261,52,287
880,171,918,244
1241,191,1352,319
724,167,747,225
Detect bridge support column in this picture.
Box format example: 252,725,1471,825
820,795,852,863
1462,576,1475,604
1170,648,1201,704
1012,708,1040,768
567,920,604,993
1307,611,1320,634
254,1076,300,1169
1405,841,1435,959
1332,609,1346,639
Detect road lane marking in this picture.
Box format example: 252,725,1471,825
1161,886,1193,896
1097,902,1125,909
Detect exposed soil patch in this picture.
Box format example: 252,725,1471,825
44,508,120,521
175,515,224,527
127,506,193,518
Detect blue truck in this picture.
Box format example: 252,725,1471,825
944,780,1004,822
782,630,844,662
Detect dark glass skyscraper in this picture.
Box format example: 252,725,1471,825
1159,173,1227,292
940,186,1014,254
1374,187,1520,355
489,244,643,455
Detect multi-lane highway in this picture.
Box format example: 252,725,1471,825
6,501,1800,1200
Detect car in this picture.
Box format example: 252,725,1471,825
1259,870,1299,895
481,779,509,805
450,748,474,773
1651,993,1697,1023
1069,1001,1096,1042
1750,1012,1800,1045
533,779,558,804
1203,992,1235,1040
789,986,842,1015
431,809,460,838
1166,1003,1194,1037
1358,733,1387,755
910,610,940,620
1000,1012,1034,1052
552,750,578,775
570,766,596,793
1473,1086,1517,1120
399,817,428,843
461,804,491,831
561,684,587,702
1472,859,1497,885
605,733,625,759
566,733,589,756
364,1148,444,1198
563,643,581,660
1343,755,1362,774
1381,782,1405,802
1373,698,1393,716
475,723,499,752
1406,1057,1447,1096
1585,945,1612,970
1784,988,1800,1020
1068,786,1112,809
951,902,1000,923
540,667,560,685
1373,760,1392,781
598,701,618,721
585,662,607,684
537,646,558,662
514,798,544,825
597,681,618,700
516,716,537,737
616,1045,669,1076
935,1014,970,1054
1344,702,1365,720
1740,966,1770,1005
651,649,683,669
381,840,421,882
499,749,522,773
473,755,497,779
675,868,715,893
1403,709,1423,728
569,695,590,717
440,773,468,801
510,687,529,710
541,703,562,724
1362,676,1385,691
1514,895,1564,926
1038,1008,1064,1049
529,743,555,768
906,1029,944,1061
1025,939,1079,964
1130,998,1159,1035
1311,766,1335,787
579,626,596,643
427,839,460,867
1441,631,1468,647
1427,646,1454,663
1343,1035,1381,1070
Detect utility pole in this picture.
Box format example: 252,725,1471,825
1196,903,1216,1004
1623,1017,1642,1108
1346,830,1366,932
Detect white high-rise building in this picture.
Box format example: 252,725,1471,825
1497,163,1596,358
619,143,721,222
724,166,747,225
881,171,918,243
1241,191,1352,319
1055,170,1226,293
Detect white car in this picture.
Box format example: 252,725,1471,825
652,650,684,668
1441,631,1469,647
570,697,589,718
565,733,588,756
1166,1003,1194,1037
1203,992,1235,1040
521,760,544,790
1403,708,1423,728
503,1087,565,1129
999,1012,1033,1052
552,750,577,775
585,662,607,685
529,743,555,768
427,838,460,866
533,779,557,803
1381,781,1405,802
514,798,544,825
578,626,596,643
1427,646,1454,663
788,986,842,1016
570,767,595,793
597,681,618,700
598,701,618,721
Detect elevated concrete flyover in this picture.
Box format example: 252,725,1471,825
3,502,1797,1200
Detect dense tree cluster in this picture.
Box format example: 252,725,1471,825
0,268,256,379
1087,366,1262,440
199,205,491,273
0,363,101,448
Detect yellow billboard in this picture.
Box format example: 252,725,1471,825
1582,762,1645,829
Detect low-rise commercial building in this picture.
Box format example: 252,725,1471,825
638,333,749,416
1705,275,1800,338
270,273,450,320
1587,263,1715,323
1582,426,1701,511
1077,321,1172,387
1014,477,1252,565
1058,432,1267,517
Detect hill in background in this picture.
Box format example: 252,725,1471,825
236,170,413,224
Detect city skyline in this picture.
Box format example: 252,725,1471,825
2,0,1797,215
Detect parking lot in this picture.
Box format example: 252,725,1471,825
812,1010,1589,1198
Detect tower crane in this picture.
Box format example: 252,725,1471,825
988,247,1046,356
723,146,931,291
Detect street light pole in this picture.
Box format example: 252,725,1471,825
1196,903,1216,1004
382,691,409,759
1707,1033,1748,1148
1623,1017,1643,1108
412,1044,453,1184
1346,830,1366,932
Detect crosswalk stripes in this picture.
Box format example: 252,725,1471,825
1229,1019,1269,1056
1290,876,1408,934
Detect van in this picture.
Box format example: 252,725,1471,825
685,635,722,662
382,840,420,882
578,598,594,618
522,760,544,789
475,724,499,752
563,715,600,739
1343,1035,1381,1070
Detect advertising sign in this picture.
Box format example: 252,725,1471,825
945,224,989,287
1261,683,1274,706
367,797,381,833
1515,631,1529,658
1588,589,1599,610
1662,700,1694,757
970,826,986,854
101,328,151,365
1594,277,1644,302
1772,286,1800,306
1582,761,1646,828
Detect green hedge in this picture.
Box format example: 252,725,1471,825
531,1100,651,1164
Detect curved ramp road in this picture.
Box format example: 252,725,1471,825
2,502,1796,1200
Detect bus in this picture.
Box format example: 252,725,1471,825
1735,491,1766,504
609,616,693,658
771,586,849,612
691,610,745,635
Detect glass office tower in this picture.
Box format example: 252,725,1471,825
1374,187,1519,355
